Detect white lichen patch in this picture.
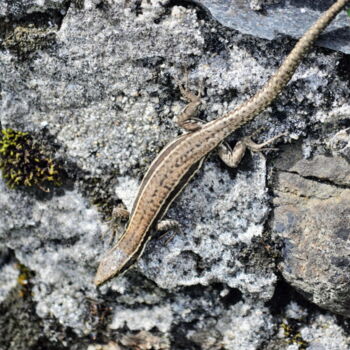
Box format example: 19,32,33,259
110,305,173,333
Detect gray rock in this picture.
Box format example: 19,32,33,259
119,331,170,350
0,0,67,18
196,0,350,53
0,0,350,348
137,160,277,298
0,175,105,333
329,127,350,161
289,154,350,186
188,302,275,350
272,150,350,317
256,302,350,350
300,313,350,350
0,250,19,303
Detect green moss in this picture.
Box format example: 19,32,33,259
3,24,56,59
0,128,61,191
17,264,34,298
281,322,308,350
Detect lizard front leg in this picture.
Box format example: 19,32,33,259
111,205,130,221
105,205,130,244
175,73,204,132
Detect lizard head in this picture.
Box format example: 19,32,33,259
94,246,130,286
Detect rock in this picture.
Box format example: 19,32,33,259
289,154,350,186
188,302,275,350
329,127,350,161
0,249,19,303
0,0,350,348
272,149,350,317
0,176,105,333
0,0,67,18
196,0,350,53
300,313,350,350
267,304,350,350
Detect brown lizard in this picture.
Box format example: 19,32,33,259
95,0,349,286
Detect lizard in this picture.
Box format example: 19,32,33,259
94,0,350,286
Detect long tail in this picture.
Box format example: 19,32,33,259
219,0,349,133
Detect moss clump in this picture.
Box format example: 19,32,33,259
281,322,308,350
17,264,34,298
4,24,56,59
0,128,61,191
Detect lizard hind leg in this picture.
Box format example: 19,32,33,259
111,205,130,221
242,131,288,152
217,140,247,168
156,219,183,244
218,131,288,168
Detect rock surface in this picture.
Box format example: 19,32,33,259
272,149,350,317
196,0,350,53
0,0,350,349
0,0,67,18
